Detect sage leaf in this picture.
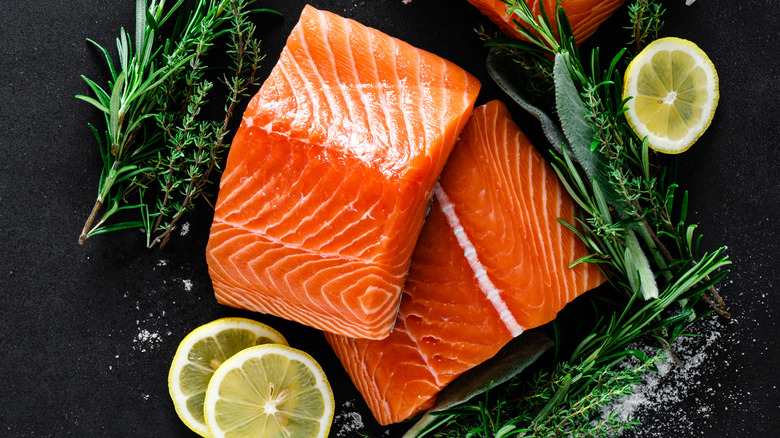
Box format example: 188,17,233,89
486,48,566,153
553,52,632,218
625,230,659,300
554,53,600,185
487,49,629,219
624,244,639,294
403,330,553,437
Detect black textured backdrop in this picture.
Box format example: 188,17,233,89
1,1,778,437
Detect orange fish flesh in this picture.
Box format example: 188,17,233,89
205,5,481,340
468,0,626,44
325,100,606,425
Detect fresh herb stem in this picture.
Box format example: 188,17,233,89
77,0,276,247
417,1,730,436
628,0,666,54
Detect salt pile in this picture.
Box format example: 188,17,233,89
606,315,728,436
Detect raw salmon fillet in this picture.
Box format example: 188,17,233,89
468,0,625,44
325,100,606,424
205,5,480,339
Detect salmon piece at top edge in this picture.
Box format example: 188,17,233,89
326,100,606,425
467,0,626,44
205,5,481,340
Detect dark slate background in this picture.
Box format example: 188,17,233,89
1,1,778,437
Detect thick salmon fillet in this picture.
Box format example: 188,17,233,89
468,0,625,44
325,100,606,425
205,5,480,340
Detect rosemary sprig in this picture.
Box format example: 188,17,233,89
414,1,730,436
77,0,276,248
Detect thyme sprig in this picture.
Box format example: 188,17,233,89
628,0,665,54
77,0,277,248
413,1,730,436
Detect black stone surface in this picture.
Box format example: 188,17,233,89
1,1,778,437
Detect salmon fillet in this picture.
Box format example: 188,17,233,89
325,100,606,424
468,0,625,44
205,5,480,339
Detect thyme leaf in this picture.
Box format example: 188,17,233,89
413,1,730,436
77,0,278,248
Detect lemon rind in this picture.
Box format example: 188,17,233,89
203,344,334,438
168,318,288,438
623,37,719,154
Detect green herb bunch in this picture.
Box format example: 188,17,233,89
412,1,730,436
77,0,277,248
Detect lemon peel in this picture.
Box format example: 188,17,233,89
623,37,719,154
168,318,288,437
204,344,334,438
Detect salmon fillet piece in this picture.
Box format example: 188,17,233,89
205,5,480,339
468,0,625,44
325,100,606,424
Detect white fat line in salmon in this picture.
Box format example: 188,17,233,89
434,184,525,336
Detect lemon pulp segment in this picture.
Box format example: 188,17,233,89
204,344,334,438
623,37,718,153
168,318,288,437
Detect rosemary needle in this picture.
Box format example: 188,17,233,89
77,0,278,248
417,1,730,436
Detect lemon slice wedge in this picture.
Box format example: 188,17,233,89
204,344,334,438
623,37,719,154
168,318,288,437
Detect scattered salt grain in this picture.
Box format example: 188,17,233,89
183,279,193,291
133,329,163,353
334,400,365,437
180,222,190,236
157,259,168,267
605,316,725,436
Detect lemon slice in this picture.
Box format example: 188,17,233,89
203,344,334,438
168,318,288,437
623,37,719,154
